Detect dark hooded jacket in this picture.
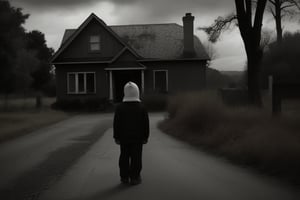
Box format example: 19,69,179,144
113,102,149,143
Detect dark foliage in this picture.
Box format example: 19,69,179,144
219,88,249,106
26,30,54,92
262,32,300,80
0,2,54,98
42,79,56,97
0,1,29,95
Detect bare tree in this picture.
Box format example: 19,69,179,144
268,0,300,43
200,0,268,106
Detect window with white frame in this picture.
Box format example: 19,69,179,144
89,35,101,51
154,70,168,93
67,72,96,94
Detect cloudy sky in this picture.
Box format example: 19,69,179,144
10,0,299,71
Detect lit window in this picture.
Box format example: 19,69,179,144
90,35,100,51
67,72,96,94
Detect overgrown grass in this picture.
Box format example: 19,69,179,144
0,97,70,142
0,96,56,111
159,91,300,184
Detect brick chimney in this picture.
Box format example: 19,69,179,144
182,13,195,58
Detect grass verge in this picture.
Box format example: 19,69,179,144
159,91,300,185
0,110,70,143
0,97,71,143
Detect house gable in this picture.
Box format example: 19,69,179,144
52,13,140,63
108,48,145,69
112,48,138,62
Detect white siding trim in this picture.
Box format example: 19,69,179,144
141,70,145,94
109,70,113,101
104,67,146,70
53,61,110,65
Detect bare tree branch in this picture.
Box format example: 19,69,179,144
269,6,276,17
198,13,237,43
269,0,276,5
285,0,300,9
281,4,297,10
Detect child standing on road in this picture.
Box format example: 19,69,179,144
113,81,149,185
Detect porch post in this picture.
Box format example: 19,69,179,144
141,70,145,94
109,70,113,101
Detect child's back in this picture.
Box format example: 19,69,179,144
113,82,149,185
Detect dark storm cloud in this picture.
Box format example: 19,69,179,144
134,0,234,21
12,0,137,8
12,0,234,13
10,0,244,71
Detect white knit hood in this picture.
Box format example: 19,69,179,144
123,81,141,102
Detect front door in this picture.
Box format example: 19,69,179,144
113,70,141,102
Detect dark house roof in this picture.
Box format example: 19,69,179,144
60,23,209,60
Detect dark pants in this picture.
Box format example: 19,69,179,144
119,143,143,180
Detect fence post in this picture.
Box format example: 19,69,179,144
268,75,273,97
272,83,281,115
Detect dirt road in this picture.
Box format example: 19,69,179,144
0,113,299,200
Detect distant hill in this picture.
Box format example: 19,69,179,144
206,69,246,89
221,71,246,88
206,68,230,89
221,71,245,77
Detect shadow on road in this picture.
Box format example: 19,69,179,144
71,183,132,200
0,119,112,200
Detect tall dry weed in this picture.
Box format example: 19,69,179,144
160,91,300,183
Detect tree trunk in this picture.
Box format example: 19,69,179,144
247,52,263,106
275,0,283,43
240,29,264,106
235,0,267,106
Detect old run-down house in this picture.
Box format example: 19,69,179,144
51,13,209,103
